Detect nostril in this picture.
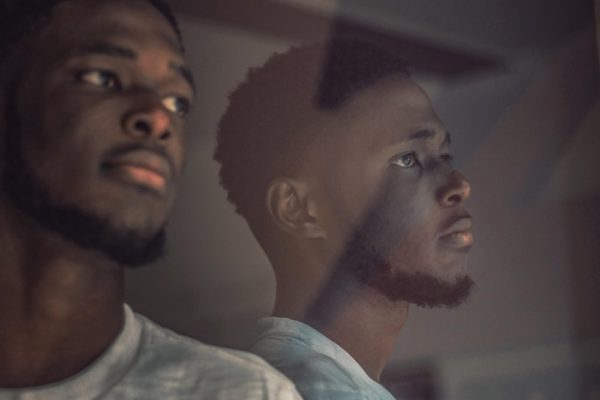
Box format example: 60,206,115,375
446,193,462,205
125,109,172,141
158,130,171,141
133,119,152,135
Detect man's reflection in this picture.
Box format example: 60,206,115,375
215,39,474,399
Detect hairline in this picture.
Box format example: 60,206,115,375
215,40,411,220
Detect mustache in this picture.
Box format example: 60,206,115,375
439,211,472,234
101,142,176,178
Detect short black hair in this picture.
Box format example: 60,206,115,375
0,0,183,69
214,39,410,220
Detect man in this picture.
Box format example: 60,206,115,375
0,0,301,398
214,40,473,399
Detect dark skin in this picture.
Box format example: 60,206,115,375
0,0,193,387
0,203,125,387
264,75,471,380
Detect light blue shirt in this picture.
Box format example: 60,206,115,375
0,306,301,400
252,317,397,400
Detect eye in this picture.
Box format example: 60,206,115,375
162,96,191,118
441,153,454,164
391,152,420,168
77,70,122,90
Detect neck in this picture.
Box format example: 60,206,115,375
0,200,125,388
274,261,409,381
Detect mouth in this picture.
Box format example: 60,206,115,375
439,215,474,249
102,150,172,195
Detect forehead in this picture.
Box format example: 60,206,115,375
38,0,181,58
322,75,445,150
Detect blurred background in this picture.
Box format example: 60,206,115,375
125,0,600,398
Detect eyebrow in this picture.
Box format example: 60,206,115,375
76,42,196,93
78,42,136,59
170,63,196,94
405,129,451,145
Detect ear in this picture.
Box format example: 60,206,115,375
266,178,326,239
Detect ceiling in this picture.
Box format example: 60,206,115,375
169,0,594,77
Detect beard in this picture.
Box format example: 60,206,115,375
340,227,473,308
336,182,474,308
1,103,166,267
3,160,166,267
3,156,166,267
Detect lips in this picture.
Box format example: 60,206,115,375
439,215,474,249
102,149,172,195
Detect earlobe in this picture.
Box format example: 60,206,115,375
266,178,326,239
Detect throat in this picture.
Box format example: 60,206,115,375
303,280,409,381
0,205,125,387
0,308,123,387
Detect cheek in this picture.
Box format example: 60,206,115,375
20,99,118,196
375,172,430,228
22,85,80,146
320,176,382,257
30,110,93,162
329,163,389,229
373,178,438,265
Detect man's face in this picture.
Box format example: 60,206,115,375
311,75,473,307
2,0,194,265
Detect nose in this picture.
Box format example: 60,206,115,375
438,170,471,207
123,105,172,142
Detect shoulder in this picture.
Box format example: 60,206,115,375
122,313,301,399
253,330,389,400
254,338,361,395
136,312,265,372
266,353,390,400
276,350,359,390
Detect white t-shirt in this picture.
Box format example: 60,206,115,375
252,317,397,400
0,305,301,400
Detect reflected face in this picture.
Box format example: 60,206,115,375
312,75,473,306
3,0,194,265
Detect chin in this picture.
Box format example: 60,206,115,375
367,261,475,308
106,210,166,237
91,191,171,232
